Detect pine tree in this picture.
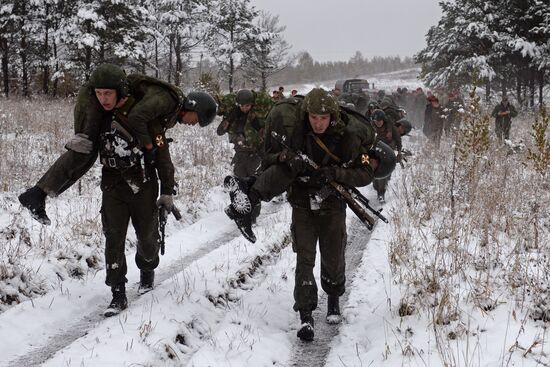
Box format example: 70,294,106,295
205,0,258,92
241,11,289,92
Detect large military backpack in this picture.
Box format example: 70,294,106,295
126,74,186,129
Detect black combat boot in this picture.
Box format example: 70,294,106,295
297,310,315,341
224,175,260,243
104,284,128,317
18,186,51,225
138,269,154,295
223,175,259,214
326,295,342,324
377,191,385,204
225,204,256,243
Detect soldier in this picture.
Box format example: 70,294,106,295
216,89,265,178
19,64,217,316
491,95,518,142
224,88,396,341
423,95,444,148
370,109,402,203
379,95,404,125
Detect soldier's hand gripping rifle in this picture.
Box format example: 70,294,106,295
271,131,386,230
159,205,182,255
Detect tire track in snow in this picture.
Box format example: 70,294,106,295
6,203,287,367
288,217,377,367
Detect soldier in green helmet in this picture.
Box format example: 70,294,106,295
18,63,217,317
224,88,395,342
216,89,266,178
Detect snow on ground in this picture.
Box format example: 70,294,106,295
1,71,548,366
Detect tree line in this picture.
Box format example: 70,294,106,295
415,0,550,107
0,0,293,97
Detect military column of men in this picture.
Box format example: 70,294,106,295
19,69,399,342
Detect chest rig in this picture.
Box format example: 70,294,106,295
99,96,143,170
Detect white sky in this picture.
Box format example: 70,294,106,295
249,0,443,62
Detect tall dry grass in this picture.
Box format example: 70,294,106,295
389,93,550,365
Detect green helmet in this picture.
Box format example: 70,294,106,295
235,89,255,105
302,88,339,117
89,64,129,98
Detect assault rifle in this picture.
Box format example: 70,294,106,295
271,131,388,230
159,205,182,255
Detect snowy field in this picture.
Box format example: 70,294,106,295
0,73,549,366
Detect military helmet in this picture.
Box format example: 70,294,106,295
372,109,386,121
89,63,129,98
302,88,339,117
370,141,397,179
377,90,386,99
183,91,218,127
395,119,412,136
235,89,255,105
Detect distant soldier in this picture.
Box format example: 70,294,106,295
217,89,265,178
423,95,444,148
491,95,518,142
370,109,402,203
379,95,403,125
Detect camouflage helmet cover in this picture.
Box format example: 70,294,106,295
302,88,339,117
89,63,129,98
235,89,255,105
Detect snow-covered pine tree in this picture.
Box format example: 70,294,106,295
241,11,290,92
205,0,258,92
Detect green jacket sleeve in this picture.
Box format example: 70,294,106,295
128,85,177,147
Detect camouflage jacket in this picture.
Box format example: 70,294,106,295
257,98,376,210
491,102,518,125
371,119,402,151
100,91,177,196
225,106,265,153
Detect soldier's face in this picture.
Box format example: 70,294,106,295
95,89,118,111
239,104,252,113
180,111,199,125
308,113,331,134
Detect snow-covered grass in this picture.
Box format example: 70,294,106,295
0,74,548,366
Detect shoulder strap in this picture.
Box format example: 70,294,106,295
312,134,342,163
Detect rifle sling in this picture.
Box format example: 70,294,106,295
312,134,341,163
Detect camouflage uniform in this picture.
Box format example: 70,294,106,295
36,85,103,196
371,118,402,201
252,92,376,313
379,96,403,125
423,102,444,148
226,106,265,177
491,99,518,141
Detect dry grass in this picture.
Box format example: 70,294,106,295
0,96,233,310
389,95,550,365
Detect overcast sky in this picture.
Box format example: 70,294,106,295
249,0,443,62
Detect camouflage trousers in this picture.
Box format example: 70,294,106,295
291,206,347,312
101,179,160,287
495,121,511,141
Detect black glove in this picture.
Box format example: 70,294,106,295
143,148,156,167
278,149,307,175
308,167,337,187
